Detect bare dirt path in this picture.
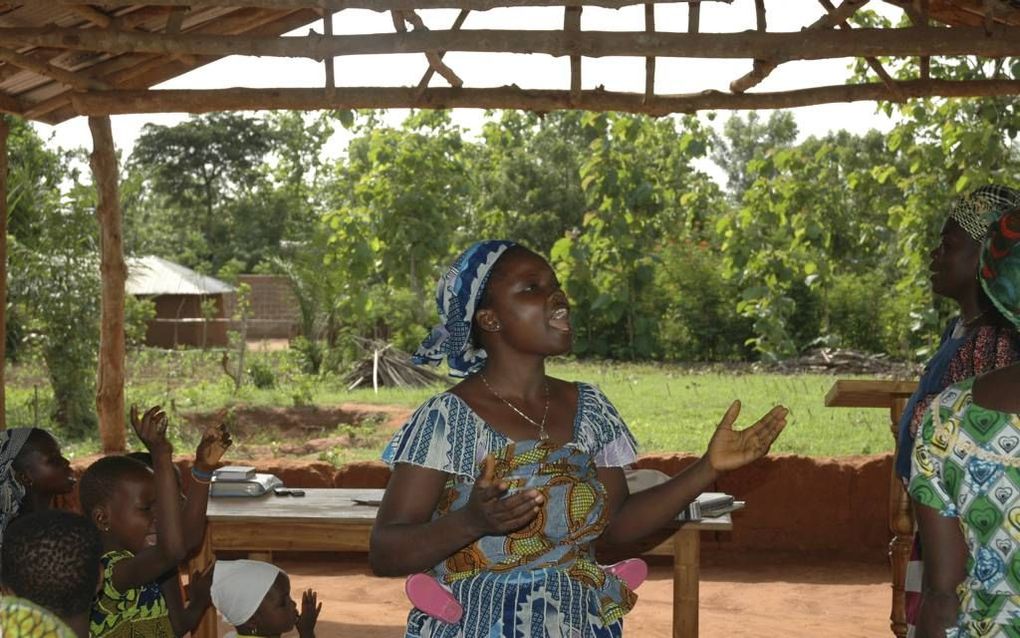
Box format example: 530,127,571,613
217,556,890,637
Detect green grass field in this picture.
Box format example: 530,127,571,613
5,352,896,462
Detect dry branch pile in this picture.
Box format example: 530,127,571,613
343,339,445,390
769,347,917,376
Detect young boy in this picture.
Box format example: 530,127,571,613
0,509,103,638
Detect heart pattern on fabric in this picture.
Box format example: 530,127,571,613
969,458,1002,487
997,538,1013,556
1009,507,1020,532
996,486,1014,505
1000,436,1020,453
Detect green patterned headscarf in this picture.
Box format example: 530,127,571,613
980,207,1020,330
950,185,1020,241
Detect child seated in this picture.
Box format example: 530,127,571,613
0,428,76,557
125,420,230,638
210,559,321,638
0,510,103,638
79,405,210,638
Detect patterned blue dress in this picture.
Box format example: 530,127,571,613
382,382,640,638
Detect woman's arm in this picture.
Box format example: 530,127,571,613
370,459,543,576
914,503,967,637
601,401,787,545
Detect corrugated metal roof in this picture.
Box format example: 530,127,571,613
126,255,234,296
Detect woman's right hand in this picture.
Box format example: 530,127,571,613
465,455,544,536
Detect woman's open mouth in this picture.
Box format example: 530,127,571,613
549,307,571,332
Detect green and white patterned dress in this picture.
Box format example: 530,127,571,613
909,378,1020,637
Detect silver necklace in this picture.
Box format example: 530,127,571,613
479,373,550,441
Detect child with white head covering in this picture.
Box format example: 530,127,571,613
211,560,320,638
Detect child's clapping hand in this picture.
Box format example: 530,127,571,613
130,405,171,455
195,422,232,474
296,588,321,638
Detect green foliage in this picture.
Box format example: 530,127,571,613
124,296,156,350
653,241,752,361
551,113,721,359
247,359,277,389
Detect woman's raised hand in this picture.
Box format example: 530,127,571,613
465,454,544,536
705,401,788,473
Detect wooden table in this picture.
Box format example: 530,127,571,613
191,488,730,638
825,379,917,638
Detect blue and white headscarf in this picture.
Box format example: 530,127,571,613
413,240,517,377
0,428,34,565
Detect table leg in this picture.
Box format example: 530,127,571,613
191,523,217,638
673,528,699,638
889,398,911,638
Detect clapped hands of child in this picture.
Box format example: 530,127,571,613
296,588,322,638
705,400,789,473
195,421,232,474
465,454,544,536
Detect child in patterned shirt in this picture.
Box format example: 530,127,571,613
80,405,230,638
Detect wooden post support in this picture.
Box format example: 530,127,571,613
889,395,912,638
674,528,699,638
89,115,127,453
0,116,8,430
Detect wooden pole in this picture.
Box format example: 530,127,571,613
0,116,8,430
12,24,1020,61
69,78,1020,116
644,3,655,100
88,115,126,453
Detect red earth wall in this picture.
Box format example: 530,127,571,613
64,453,893,561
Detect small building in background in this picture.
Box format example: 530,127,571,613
227,275,301,340
126,256,234,348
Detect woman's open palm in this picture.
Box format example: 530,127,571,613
706,401,789,472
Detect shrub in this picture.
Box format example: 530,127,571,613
653,242,753,361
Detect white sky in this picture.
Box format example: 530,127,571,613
33,0,905,159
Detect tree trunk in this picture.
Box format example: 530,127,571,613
89,115,127,452
0,117,8,430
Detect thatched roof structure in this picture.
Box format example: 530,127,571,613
1,0,1020,121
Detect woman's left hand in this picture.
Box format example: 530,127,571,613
706,401,788,473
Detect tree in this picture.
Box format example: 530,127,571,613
712,111,798,199
466,110,591,254
128,112,276,272
7,124,100,437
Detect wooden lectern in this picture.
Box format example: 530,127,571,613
825,379,917,638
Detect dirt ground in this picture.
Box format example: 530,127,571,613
218,555,891,637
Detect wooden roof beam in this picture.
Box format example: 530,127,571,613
415,9,470,95
69,79,1020,117
0,91,24,116
730,0,867,93
395,9,464,87
816,0,903,98
67,4,115,28
64,0,731,11
0,45,109,90
10,24,1020,61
